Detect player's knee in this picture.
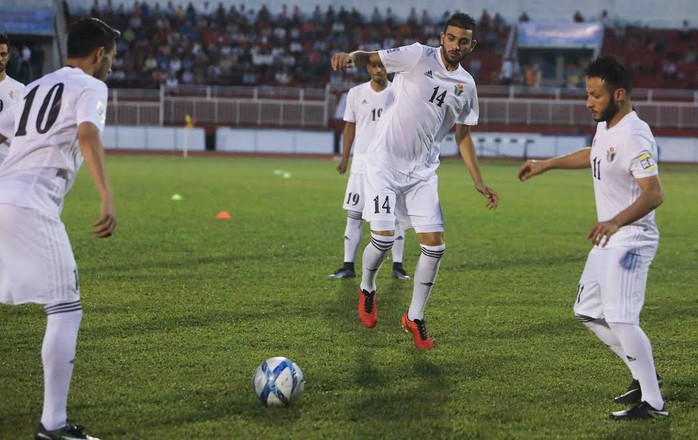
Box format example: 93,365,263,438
370,231,395,252
417,231,444,247
347,210,362,221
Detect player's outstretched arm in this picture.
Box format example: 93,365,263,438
518,147,592,181
331,51,381,70
587,175,663,247
77,122,116,238
337,121,355,174
455,124,499,209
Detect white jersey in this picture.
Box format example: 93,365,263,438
0,75,25,162
590,111,659,248
343,80,394,174
0,66,108,217
368,42,479,179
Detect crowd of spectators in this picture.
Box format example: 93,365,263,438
81,1,510,88
70,2,697,90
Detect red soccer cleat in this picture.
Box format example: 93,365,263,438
358,288,377,328
401,311,434,350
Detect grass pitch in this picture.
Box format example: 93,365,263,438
1,155,696,439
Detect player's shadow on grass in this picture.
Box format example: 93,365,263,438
456,252,582,271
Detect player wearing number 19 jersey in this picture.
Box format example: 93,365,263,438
0,32,25,164
331,13,499,349
330,63,411,281
518,56,667,420
0,18,119,440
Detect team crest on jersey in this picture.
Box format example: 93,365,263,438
454,83,464,96
606,146,616,162
9,90,17,99
96,100,106,124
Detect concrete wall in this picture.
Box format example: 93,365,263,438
102,126,698,163
103,126,206,152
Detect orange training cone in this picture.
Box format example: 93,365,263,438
216,211,232,220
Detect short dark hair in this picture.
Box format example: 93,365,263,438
67,17,120,58
585,56,633,94
443,13,477,34
0,33,9,46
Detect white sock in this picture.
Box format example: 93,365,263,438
408,244,445,321
41,302,83,431
343,211,363,263
579,317,637,378
391,223,405,264
360,232,394,293
608,322,664,409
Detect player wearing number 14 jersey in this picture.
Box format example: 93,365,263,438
518,56,667,420
0,18,119,440
331,13,499,349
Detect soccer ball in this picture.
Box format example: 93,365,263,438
253,357,305,407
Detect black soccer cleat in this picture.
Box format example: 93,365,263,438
329,266,356,279
391,263,410,280
35,422,101,440
610,401,669,420
614,374,663,404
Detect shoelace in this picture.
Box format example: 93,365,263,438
362,291,374,313
414,319,429,340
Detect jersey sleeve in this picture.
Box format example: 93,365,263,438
626,134,659,179
377,42,423,75
76,80,108,134
458,84,479,126
343,88,357,123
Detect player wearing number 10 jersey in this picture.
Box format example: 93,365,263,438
0,18,119,440
331,13,499,349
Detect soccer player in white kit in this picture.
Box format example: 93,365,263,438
0,18,119,440
518,56,668,420
331,13,499,350
329,62,410,281
0,33,25,164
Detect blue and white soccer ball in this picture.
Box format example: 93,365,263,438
253,357,305,407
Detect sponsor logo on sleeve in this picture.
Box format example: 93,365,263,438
386,48,401,53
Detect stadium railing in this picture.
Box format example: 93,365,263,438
106,85,698,130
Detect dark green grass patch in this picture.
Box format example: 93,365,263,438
1,156,696,439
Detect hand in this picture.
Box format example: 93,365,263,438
518,160,546,181
475,183,499,209
337,158,348,174
587,220,619,247
93,195,116,238
331,52,355,71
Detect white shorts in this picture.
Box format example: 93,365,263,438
363,165,443,233
0,204,80,305
341,172,365,215
573,245,657,324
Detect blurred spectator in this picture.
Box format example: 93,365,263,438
499,57,514,85
573,10,584,23
518,11,530,22
678,20,692,43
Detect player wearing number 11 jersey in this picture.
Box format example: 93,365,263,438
0,18,119,440
331,13,499,349
518,56,667,420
